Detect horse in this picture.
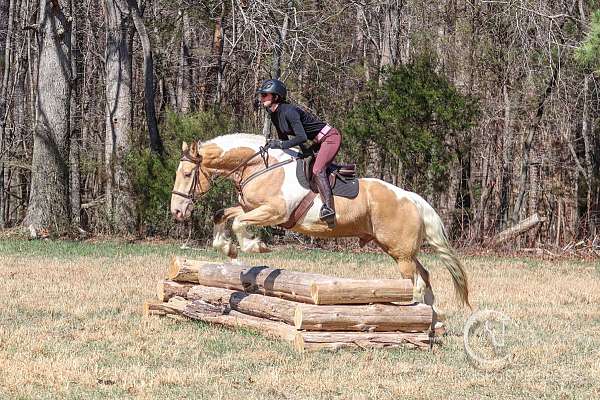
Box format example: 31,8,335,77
170,133,470,310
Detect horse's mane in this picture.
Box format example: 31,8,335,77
204,133,265,151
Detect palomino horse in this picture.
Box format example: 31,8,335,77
170,133,470,308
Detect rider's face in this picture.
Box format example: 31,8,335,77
260,92,273,107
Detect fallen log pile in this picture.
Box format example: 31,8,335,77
144,256,442,352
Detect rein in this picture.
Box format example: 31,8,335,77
171,146,292,202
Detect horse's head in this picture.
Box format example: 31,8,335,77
170,141,211,221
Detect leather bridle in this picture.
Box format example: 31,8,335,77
171,145,284,203
171,150,208,202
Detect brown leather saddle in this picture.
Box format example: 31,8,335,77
296,156,359,199
278,157,359,229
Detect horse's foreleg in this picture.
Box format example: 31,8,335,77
232,217,270,253
232,205,286,253
212,206,244,259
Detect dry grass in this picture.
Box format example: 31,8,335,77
0,239,599,399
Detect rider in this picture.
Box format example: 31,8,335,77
257,78,341,226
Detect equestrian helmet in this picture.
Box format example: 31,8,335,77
257,79,287,101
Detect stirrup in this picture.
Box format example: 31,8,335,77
319,205,336,224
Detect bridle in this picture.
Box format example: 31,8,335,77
171,145,287,203
171,150,209,202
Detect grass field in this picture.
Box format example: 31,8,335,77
0,238,598,399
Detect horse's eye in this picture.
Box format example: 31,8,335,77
183,171,192,178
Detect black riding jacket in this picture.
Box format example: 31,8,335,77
269,104,326,154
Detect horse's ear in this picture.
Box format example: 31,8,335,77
181,141,188,152
189,141,198,156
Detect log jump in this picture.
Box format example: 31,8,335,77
145,256,443,352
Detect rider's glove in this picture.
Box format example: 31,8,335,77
266,139,283,149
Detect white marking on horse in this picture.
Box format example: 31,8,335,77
280,162,311,219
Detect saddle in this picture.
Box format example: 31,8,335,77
296,157,359,199
278,157,359,229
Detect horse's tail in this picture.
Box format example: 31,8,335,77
418,198,471,308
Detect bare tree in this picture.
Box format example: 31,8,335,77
24,0,73,233
104,0,135,232
126,0,163,155
177,7,193,113
261,0,293,137
0,0,16,228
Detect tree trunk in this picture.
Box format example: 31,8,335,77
69,0,80,227
365,2,402,179
126,0,163,155
9,47,28,226
24,0,72,233
472,138,491,239
492,213,544,247
364,141,382,179
378,0,399,84
440,156,460,232
356,5,371,83
512,67,557,224
581,74,594,235
104,0,135,232
0,0,16,228
499,82,513,229
159,283,424,332
0,0,9,57
262,0,291,137
177,9,192,113
203,6,225,109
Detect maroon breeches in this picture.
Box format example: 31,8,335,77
312,128,342,174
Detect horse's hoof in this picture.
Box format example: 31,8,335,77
433,306,447,322
257,242,272,253
223,243,238,259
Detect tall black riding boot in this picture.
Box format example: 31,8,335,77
315,169,336,226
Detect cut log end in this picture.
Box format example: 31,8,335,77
167,256,183,280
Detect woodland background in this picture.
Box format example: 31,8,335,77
1,0,599,250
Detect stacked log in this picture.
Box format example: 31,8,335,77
145,256,441,352
167,256,413,304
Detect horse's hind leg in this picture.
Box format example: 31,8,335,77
396,257,445,326
413,259,431,304
395,257,422,301
415,259,447,322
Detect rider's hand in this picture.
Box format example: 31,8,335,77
266,139,283,149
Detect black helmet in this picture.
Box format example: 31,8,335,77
257,79,287,101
